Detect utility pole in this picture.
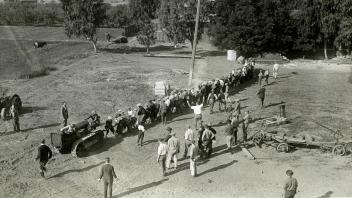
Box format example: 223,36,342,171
188,0,201,87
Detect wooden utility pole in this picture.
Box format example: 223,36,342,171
188,0,201,87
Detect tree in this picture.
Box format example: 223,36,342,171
137,22,156,53
129,0,159,52
105,4,130,28
209,0,275,58
60,0,107,53
335,0,352,55
159,0,207,47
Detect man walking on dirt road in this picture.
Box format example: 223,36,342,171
98,157,118,198
166,131,180,169
283,169,298,198
35,139,52,178
61,102,68,127
257,85,266,108
224,119,235,151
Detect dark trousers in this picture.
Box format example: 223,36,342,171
39,160,48,177
161,112,167,125
62,118,68,127
13,117,20,132
242,124,248,141
284,190,296,198
105,126,115,136
159,154,166,176
260,98,265,107
103,181,113,198
137,131,144,146
234,131,238,145
202,140,212,157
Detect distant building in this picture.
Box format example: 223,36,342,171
4,0,38,3
105,0,129,6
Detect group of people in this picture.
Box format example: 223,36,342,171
35,59,295,198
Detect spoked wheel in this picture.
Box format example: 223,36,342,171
345,142,352,154
332,144,346,156
276,143,289,153
253,132,264,145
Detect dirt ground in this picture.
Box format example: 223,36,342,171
1,27,352,198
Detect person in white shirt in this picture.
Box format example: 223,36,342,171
273,63,279,79
190,101,203,130
157,138,168,176
183,125,194,158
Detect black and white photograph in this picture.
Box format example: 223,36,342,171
0,0,352,197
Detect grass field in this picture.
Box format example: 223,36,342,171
0,25,352,198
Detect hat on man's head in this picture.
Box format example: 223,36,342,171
166,126,172,131
137,103,142,107
170,131,176,136
286,169,294,176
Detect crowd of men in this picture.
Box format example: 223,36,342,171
30,60,300,198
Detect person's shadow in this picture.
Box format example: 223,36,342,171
48,161,104,179
113,178,169,198
317,191,333,198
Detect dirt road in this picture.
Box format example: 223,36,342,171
1,47,352,198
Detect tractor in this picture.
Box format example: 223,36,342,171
50,114,104,157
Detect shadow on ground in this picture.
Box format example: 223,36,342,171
113,178,169,198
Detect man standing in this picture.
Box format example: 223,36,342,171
218,90,226,111
231,115,240,145
61,102,68,127
166,131,180,169
224,120,235,151
257,85,266,108
190,101,203,130
283,170,298,198
10,104,20,132
202,124,215,158
273,63,279,79
157,138,168,176
207,90,217,114
137,125,145,147
35,139,52,178
242,111,251,142
264,69,270,85
98,157,118,198
189,140,199,177
183,125,194,158
159,99,168,125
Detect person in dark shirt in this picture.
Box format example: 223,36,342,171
98,157,118,198
35,139,52,178
136,104,147,125
105,116,115,137
283,170,298,198
218,90,226,111
257,86,266,108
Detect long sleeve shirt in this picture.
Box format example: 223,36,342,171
36,144,52,162
99,163,117,183
184,129,194,141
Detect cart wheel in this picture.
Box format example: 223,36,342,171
253,133,264,145
276,143,289,153
332,144,346,156
1,108,6,120
345,142,352,154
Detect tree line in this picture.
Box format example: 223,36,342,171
2,0,351,59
